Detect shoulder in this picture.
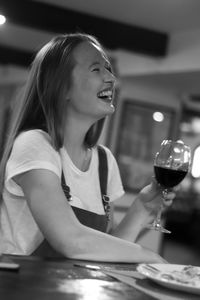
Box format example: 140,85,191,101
6,130,62,190
15,129,53,148
13,129,58,155
11,129,61,164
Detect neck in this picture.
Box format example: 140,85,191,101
63,117,92,151
63,116,94,171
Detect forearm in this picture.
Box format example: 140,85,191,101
62,223,164,263
111,181,166,242
111,197,153,242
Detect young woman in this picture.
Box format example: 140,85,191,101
0,33,175,262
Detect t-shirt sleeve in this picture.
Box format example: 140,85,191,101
5,130,62,197
100,145,125,202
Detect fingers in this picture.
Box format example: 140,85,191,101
140,178,176,212
163,198,173,207
162,190,176,207
173,185,180,192
151,176,177,206
151,176,180,194
164,191,176,200
150,177,163,193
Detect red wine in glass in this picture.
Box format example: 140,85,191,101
154,166,187,189
147,139,191,234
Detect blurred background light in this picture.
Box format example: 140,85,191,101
153,111,164,122
0,15,6,25
191,145,200,178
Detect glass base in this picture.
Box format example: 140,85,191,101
146,222,171,234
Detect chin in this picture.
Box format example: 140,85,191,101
95,102,115,119
100,106,115,118
107,104,115,114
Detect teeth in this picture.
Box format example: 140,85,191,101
97,90,112,98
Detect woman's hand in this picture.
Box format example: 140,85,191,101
138,178,177,217
111,178,177,242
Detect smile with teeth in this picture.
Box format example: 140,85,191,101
97,90,113,102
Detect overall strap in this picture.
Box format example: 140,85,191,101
97,145,110,221
61,173,72,201
61,145,111,221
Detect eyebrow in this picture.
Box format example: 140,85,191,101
89,61,111,68
89,62,100,68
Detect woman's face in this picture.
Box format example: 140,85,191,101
66,41,116,121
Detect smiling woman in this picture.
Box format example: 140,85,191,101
65,40,115,121
0,32,176,263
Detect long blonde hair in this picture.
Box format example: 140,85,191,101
0,33,107,196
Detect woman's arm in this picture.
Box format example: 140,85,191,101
15,169,165,263
111,180,175,242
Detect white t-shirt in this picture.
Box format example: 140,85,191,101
1,130,124,255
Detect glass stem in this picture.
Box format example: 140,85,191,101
154,204,163,225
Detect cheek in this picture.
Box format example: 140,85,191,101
71,70,100,101
78,79,98,101
81,75,96,89
74,75,90,95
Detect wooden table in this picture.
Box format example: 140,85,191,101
0,255,199,300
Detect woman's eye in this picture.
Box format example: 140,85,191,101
92,68,100,72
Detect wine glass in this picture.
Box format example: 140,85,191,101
147,139,191,234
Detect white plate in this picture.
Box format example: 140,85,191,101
137,263,200,295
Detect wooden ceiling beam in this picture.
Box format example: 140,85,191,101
0,0,168,64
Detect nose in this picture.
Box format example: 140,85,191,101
104,69,116,85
